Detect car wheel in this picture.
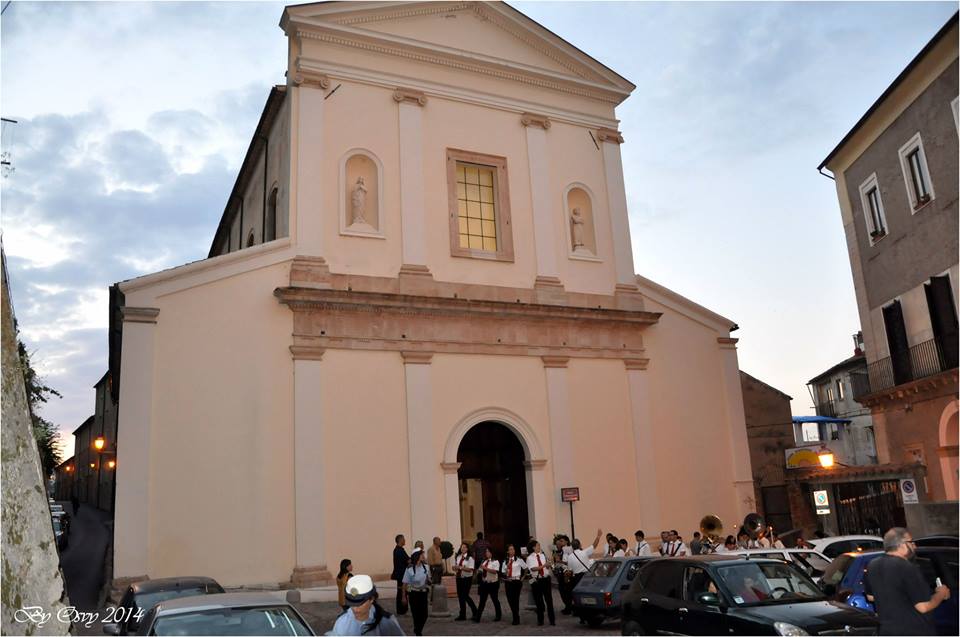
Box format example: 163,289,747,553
621,619,645,635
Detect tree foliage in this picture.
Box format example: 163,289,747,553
17,337,63,476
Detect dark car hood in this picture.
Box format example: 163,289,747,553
734,600,878,631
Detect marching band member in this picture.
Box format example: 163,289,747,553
475,547,502,622
635,530,652,557
453,542,478,621
525,540,556,627
500,544,527,626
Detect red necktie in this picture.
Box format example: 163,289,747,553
459,556,464,568
536,554,542,576
508,560,513,577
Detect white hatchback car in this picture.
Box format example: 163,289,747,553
808,535,883,559
725,548,833,582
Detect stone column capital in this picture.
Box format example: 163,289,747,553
292,72,331,90
717,337,739,350
441,462,462,474
393,88,427,106
596,127,624,144
623,358,650,371
120,307,160,324
524,459,548,470
290,345,325,360
401,351,434,365
520,112,551,130
541,356,569,368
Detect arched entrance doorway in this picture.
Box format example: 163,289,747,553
456,421,530,554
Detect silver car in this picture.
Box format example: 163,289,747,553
724,548,833,582
134,593,315,636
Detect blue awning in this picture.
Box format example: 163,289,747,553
793,415,853,425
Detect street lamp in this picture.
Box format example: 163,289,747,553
818,446,835,469
93,435,106,510
94,436,106,451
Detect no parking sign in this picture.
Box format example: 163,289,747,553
900,478,919,504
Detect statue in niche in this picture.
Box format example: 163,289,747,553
571,206,586,251
350,176,368,226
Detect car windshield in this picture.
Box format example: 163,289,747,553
152,607,312,636
716,562,824,606
790,552,832,578
588,561,622,578
819,554,854,587
135,588,218,614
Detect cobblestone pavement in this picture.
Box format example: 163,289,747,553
57,501,112,611
295,592,622,636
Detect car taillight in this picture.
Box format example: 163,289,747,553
604,592,613,607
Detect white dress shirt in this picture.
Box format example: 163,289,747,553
613,549,626,557
525,552,551,579
455,554,475,578
635,541,651,556
501,556,526,580
479,559,500,582
564,546,595,575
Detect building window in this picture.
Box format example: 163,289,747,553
858,173,887,245
265,186,278,242
826,386,835,402
446,148,514,262
836,379,845,401
898,133,935,211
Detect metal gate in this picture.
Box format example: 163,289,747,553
834,480,905,535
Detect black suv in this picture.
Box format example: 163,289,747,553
621,555,879,635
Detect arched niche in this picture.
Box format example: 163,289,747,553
339,149,384,238
564,183,599,260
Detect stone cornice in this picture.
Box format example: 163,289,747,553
541,356,569,368
717,337,739,350
401,351,433,365
393,88,428,106
275,286,657,361
623,358,650,371
290,345,325,361
520,112,551,130
289,17,628,104
120,307,159,324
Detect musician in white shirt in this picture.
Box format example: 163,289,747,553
525,540,555,627
665,530,689,557
565,528,603,599
453,543,478,621
634,530,652,557
500,544,526,626
475,547,501,623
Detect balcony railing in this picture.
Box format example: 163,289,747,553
852,332,958,399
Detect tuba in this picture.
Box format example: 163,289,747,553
741,513,765,547
699,514,724,554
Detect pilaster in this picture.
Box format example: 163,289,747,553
114,307,159,579
397,88,430,275
716,337,755,517
523,458,553,541
441,462,462,547
290,347,333,586
542,356,573,532
524,113,562,288
402,351,441,545
624,358,661,534
598,129,636,288
295,84,326,255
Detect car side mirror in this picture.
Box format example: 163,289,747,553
696,592,721,606
102,623,121,636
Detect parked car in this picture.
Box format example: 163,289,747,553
103,576,225,635
915,535,959,548
621,555,879,636
51,516,68,552
725,548,833,582
809,535,882,559
133,593,315,636
572,556,654,626
820,548,958,635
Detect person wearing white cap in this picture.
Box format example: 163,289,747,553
401,549,431,636
327,574,405,636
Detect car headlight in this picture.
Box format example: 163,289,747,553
774,622,809,636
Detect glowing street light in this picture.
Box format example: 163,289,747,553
818,447,836,469
107,460,116,469
94,436,106,452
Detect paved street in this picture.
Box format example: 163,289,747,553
58,501,112,611
295,592,622,636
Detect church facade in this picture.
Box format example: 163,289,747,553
113,1,754,588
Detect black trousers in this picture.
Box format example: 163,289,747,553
504,580,523,624
408,590,429,636
476,581,502,620
395,580,407,615
557,572,573,610
531,576,556,625
455,576,478,619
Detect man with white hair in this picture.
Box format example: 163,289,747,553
865,527,950,635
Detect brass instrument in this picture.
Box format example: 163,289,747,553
742,513,766,544
699,514,724,554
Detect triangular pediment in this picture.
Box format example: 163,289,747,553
283,1,634,103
